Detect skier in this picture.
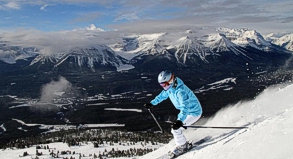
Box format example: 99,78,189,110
144,70,203,157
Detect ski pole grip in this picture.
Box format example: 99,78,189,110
148,108,152,112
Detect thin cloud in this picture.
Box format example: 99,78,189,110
40,4,49,11
39,76,72,103
31,76,76,112
0,27,123,55
5,1,20,9
114,12,140,22
0,1,20,10
281,17,293,23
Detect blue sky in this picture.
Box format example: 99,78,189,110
0,0,293,56
1,1,120,31
0,0,292,33
0,0,185,31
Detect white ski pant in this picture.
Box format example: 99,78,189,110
171,115,201,146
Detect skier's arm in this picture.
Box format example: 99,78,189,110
150,90,169,106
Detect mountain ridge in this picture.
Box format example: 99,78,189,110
0,28,292,72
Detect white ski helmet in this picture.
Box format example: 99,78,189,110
158,70,173,83
158,70,174,90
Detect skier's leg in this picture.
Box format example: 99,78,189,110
183,115,201,126
169,115,202,157
171,115,201,146
171,127,186,146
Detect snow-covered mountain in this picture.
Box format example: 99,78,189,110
30,45,129,71
216,28,272,50
116,28,291,66
0,28,292,72
172,36,210,63
111,33,166,53
0,42,38,64
270,33,293,51
85,24,105,31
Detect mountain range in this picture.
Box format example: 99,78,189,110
0,28,292,73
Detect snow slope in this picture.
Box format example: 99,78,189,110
1,83,293,159
141,83,293,159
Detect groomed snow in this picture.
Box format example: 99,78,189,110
141,83,293,159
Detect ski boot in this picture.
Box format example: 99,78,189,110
168,142,191,158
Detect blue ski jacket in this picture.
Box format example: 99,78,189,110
150,77,202,121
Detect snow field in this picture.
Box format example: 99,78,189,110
141,83,293,159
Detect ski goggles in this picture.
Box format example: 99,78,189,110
160,82,172,90
160,82,170,87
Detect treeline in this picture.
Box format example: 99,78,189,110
2,128,173,158
22,145,157,159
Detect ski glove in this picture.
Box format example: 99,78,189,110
172,120,183,130
144,103,153,109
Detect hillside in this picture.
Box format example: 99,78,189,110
142,83,293,159
0,81,292,159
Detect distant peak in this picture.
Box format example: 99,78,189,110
85,24,105,32
186,30,193,33
178,36,191,41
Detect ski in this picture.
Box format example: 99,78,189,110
156,136,211,159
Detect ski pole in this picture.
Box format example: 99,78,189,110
148,109,164,133
184,125,248,129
